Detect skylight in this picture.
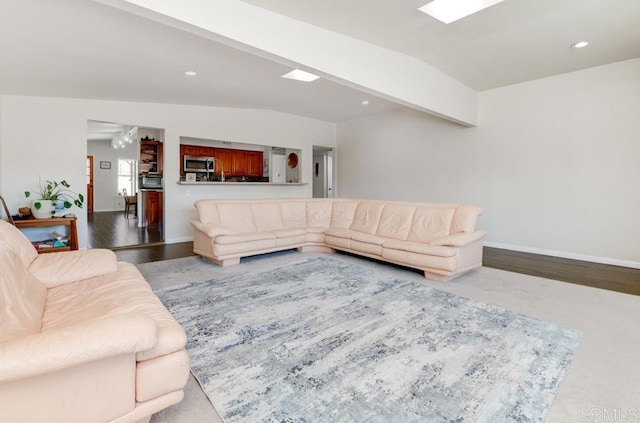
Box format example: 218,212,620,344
419,0,506,24
281,69,320,82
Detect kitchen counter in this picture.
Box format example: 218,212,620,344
177,181,307,186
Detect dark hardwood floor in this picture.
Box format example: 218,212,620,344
91,215,640,296
482,247,640,296
87,211,162,249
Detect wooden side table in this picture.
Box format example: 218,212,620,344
13,217,78,253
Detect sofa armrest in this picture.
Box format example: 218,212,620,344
191,221,236,238
0,313,157,384
28,249,118,287
430,230,488,247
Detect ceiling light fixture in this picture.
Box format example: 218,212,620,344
183,70,197,76
419,0,506,24
361,100,370,106
571,41,590,49
281,69,320,82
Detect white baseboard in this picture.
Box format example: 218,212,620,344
165,236,194,244
93,208,123,213
484,242,640,270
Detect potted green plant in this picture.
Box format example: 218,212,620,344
24,179,85,219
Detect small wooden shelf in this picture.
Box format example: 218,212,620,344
13,216,78,253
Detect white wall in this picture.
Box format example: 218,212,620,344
0,96,336,247
337,58,640,267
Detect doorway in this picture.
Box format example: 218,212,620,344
86,120,164,249
312,146,334,198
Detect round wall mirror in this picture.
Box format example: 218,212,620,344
287,153,299,169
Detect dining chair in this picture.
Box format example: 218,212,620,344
123,189,137,219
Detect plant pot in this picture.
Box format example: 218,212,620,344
32,200,55,219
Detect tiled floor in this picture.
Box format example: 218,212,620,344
87,211,163,249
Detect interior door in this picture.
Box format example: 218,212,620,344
86,155,94,213
313,153,327,198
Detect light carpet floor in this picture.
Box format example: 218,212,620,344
138,251,640,423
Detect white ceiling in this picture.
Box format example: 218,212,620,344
1,0,638,123
239,0,640,91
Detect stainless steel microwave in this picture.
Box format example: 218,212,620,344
140,174,163,189
184,155,215,173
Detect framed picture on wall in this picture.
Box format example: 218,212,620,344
100,161,111,169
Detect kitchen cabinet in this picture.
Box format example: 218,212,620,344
247,151,264,177
145,191,163,226
182,145,214,157
213,148,233,176
231,150,247,175
140,140,163,174
181,144,263,178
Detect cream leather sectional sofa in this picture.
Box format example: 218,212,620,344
192,198,487,281
0,220,189,423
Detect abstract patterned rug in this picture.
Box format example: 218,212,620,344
155,256,581,423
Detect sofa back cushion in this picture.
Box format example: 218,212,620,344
252,202,284,232
451,205,483,234
408,206,456,243
193,200,221,226
216,203,257,233
306,200,333,228
330,200,360,229
350,201,385,234
376,204,416,240
0,249,47,342
281,201,308,228
0,220,38,269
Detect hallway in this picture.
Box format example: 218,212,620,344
87,211,162,249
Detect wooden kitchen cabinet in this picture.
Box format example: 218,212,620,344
231,150,247,175
140,140,163,174
213,148,233,175
181,145,199,156
146,191,162,226
247,151,264,177
181,144,263,178
181,144,214,157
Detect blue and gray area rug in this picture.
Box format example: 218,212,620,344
156,256,581,423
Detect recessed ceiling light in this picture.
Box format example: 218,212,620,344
183,70,197,76
571,41,590,49
418,0,506,24
361,100,370,106
281,69,320,82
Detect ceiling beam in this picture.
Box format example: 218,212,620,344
93,0,478,126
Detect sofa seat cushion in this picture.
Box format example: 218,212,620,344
324,227,354,239
350,232,390,256
305,227,326,243
215,232,275,245
214,238,277,256
0,249,47,342
269,228,307,247
382,248,458,272
383,239,456,257
351,232,387,245
41,263,187,362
